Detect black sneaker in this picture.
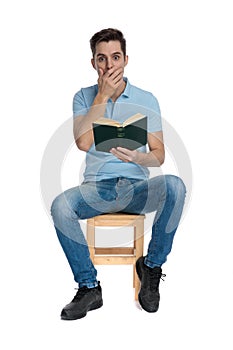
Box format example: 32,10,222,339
61,282,103,320
136,256,165,313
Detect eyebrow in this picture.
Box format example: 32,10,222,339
96,51,122,57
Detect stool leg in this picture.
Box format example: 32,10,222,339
86,218,95,263
134,218,144,300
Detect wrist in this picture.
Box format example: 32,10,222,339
94,92,109,105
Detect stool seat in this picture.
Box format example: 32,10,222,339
86,213,145,300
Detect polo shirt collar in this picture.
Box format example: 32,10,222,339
121,77,131,98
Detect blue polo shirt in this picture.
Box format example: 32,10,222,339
73,78,162,182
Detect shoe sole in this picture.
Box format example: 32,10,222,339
61,299,103,320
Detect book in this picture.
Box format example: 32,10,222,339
92,113,147,152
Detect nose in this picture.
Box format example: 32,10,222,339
107,58,114,70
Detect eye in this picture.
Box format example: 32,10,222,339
97,56,105,62
113,55,120,60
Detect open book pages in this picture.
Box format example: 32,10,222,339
93,113,146,127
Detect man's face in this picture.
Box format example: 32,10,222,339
91,40,128,75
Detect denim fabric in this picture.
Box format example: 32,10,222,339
51,175,186,288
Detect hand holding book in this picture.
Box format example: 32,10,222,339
109,146,141,163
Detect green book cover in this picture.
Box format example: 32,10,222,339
92,113,147,152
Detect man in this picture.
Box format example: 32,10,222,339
51,28,186,320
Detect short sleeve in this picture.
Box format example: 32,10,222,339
146,94,162,133
73,90,88,118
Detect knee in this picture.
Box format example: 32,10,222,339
51,193,64,221
165,175,186,202
51,192,75,223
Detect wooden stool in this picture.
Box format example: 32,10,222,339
86,213,145,300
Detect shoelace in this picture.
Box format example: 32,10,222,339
161,273,166,281
149,270,166,291
72,287,89,302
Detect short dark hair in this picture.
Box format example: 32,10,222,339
90,28,126,58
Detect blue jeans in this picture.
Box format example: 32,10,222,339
51,175,186,288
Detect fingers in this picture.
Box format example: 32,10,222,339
98,67,123,87
97,67,124,99
98,68,104,77
103,67,123,85
110,147,136,162
107,67,123,80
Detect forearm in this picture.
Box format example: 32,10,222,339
136,131,165,167
135,149,165,167
110,147,165,167
73,93,108,151
74,67,125,152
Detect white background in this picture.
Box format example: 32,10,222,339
1,0,233,349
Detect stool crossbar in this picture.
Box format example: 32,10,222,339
86,213,145,300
